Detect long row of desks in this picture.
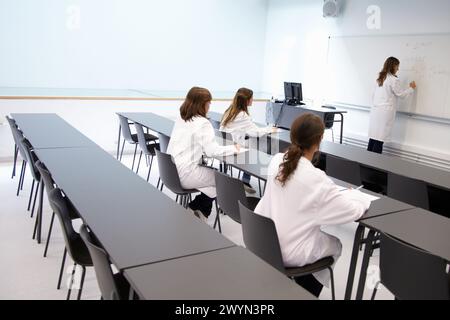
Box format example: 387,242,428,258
118,111,450,300
11,113,315,300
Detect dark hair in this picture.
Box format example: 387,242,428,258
276,113,325,186
377,57,400,87
180,87,212,121
221,88,253,127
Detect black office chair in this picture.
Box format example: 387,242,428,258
5,116,21,179
79,225,133,300
47,188,93,300
387,173,429,210
134,123,160,182
214,171,260,232
155,150,198,209
326,155,362,186
239,202,336,300
20,139,41,221
117,114,158,171
372,233,450,300
35,161,80,258
6,117,28,196
322,106,336,142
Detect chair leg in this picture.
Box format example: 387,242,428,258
328,267,336,300
77,266,86,300
20,161,27,190
213,201,222,233
119,140,126,161
175,195,179,203
57,248,67,290
36,178,44,244
160,183,164,192
27,179,35,211
258,179,262,197
146,156,154,182
66,263,77,300
131,144,138,171
12,144,18,179
16,160,25,196
157,177,161,189
30,180,40,218
136,151,143,174
43,212,55,257
371,282,380,300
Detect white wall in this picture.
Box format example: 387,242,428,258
262,0,450,161
0,0,268,91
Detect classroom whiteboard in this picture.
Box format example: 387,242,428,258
326,34,450,120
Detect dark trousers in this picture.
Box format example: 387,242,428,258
294,275,323,298
367,138,384,154
189,193,214,217
241,172,251,185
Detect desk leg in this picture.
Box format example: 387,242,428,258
344,224,365,300
116,124,121,159
355,229,376,300
339,113,344,144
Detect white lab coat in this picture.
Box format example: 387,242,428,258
255,154,371,286
368,74,414,142
167,116,236,198
220,111,273,139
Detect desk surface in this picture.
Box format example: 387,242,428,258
34,147,234,271
118,112,175,137
361,208,450,261
11,113,97,149
124,246,316,300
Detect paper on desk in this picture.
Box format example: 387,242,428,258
340,188,380,203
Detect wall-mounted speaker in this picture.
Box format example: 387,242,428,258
323,0,340,18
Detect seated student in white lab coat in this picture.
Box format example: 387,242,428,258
368,56,416,154
220,88,276,194
254,113,371,297
167,87,240,221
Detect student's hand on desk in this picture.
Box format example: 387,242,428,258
234,143,241,153
410,81,417,89
271,127,279,133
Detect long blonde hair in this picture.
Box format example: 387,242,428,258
221,88,253,127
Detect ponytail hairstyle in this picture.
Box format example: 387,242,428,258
276,113,325,186
221,88,254,127
180,87,212,121
377,57,400,87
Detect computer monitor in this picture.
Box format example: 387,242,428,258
284,82,303,105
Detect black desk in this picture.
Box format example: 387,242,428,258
124,246,316,300
34,147,234,271
11,113,97,149
347,208,450,300
266,102,347,144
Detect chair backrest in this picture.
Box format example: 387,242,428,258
326,155,362,186
210,119,221,130
387,173,429,210
238,202,285,273
35,160,56,195
379,233,450,300
157,133,171,153
118,115,135,143
20,138,40,181
215,171,249,224
134,123,152,156
47,188,86,262
6,116,27,159
322,107,336,130
79,224,123,300
155,149,187,194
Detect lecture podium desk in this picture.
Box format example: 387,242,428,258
11,113,97,149
124,246,316,300
34,147,235,271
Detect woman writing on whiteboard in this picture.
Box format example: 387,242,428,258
367,56,416,154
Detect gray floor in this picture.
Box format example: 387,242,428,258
0,154,393,300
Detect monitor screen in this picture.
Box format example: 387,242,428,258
284,82,303,105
